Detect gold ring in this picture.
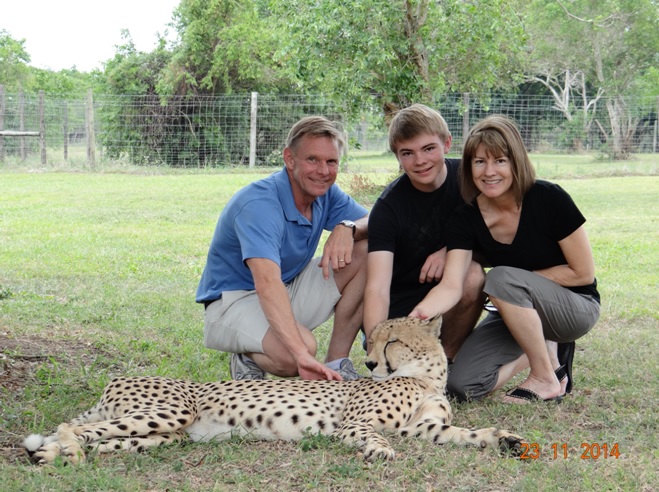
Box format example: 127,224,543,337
339,259,345,262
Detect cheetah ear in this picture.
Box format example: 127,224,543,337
421,314,442,338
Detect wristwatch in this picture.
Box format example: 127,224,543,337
338,219,357,237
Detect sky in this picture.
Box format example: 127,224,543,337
2,0,181,72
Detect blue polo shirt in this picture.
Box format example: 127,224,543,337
196,168,367,303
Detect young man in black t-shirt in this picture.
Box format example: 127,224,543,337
363,104,485,358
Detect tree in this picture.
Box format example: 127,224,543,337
26,67,97,98
270,0,528,117
1,29,99,97
525,0,659,158
159,0,296,95
529,70,603,151
102,30,172,96
97,31,179,164
0,29,31,91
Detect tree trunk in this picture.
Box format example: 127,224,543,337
605,97,627,159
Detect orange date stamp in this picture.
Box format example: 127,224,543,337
519,442,621,460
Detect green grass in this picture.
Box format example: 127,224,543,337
0,159,658,491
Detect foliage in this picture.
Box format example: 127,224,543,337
271,0,528,116
2,1,658,166
0,29,31,91
630,67,659,98
102,30,172,96
0,29,97,97
99,31,200,166
95,5,321,167
524,0,659,158
343,173,391,206
25,67,98,98
160,0,297,95
93,92,343,167
526,0,659,93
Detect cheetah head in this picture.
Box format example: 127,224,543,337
365,315,447,381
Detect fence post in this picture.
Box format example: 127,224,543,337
0,85,4,162
249,92,258,168
655,96,659,154
85,88,96,169
19,90,26,160
39,91,46,166
63,100,68,161
462,93,470,149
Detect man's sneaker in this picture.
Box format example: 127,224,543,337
336,358,363,381
230,353,266,380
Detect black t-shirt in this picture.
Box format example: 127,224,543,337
447,180,599,301
369,159,464,317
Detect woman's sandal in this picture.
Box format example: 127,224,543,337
556,341,576,395
505,341,576,403
505,387,563,403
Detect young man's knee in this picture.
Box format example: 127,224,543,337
335,240,368,295
446,378,489,403
461,263,486,304
351,238,368,266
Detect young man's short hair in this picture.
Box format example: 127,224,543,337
388,104,451,153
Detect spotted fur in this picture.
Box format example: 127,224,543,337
24,316,524,464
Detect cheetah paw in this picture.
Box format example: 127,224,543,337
363,443,395,461
497,433,524,457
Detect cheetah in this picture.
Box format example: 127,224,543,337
24,315,524,464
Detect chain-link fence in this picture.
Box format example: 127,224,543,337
1,88,657,167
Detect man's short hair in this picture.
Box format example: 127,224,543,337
388,104,451,153
286,116,347,156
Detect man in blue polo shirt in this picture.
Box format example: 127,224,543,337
197,116,368,381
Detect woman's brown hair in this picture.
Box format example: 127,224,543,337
460,115,536,205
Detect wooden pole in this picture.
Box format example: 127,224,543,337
249,91,258,168
85,88,96,169
63,100,69,161
0,85,5,162
39,90,46,166
19,90,26,160
462,93,470,151
655,96,659,154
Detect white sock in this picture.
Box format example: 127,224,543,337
325,357,348,370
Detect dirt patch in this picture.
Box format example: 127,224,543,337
1,332,111,465
1,333,106,393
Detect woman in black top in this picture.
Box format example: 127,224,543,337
411,115,600,403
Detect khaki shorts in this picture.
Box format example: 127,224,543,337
203,258,341,354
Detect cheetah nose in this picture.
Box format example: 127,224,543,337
365,360,377,372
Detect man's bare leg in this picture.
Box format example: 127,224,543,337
251,323,318,377
325,239,368,362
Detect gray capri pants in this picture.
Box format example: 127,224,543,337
447,266,600,402
203,257,341,354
